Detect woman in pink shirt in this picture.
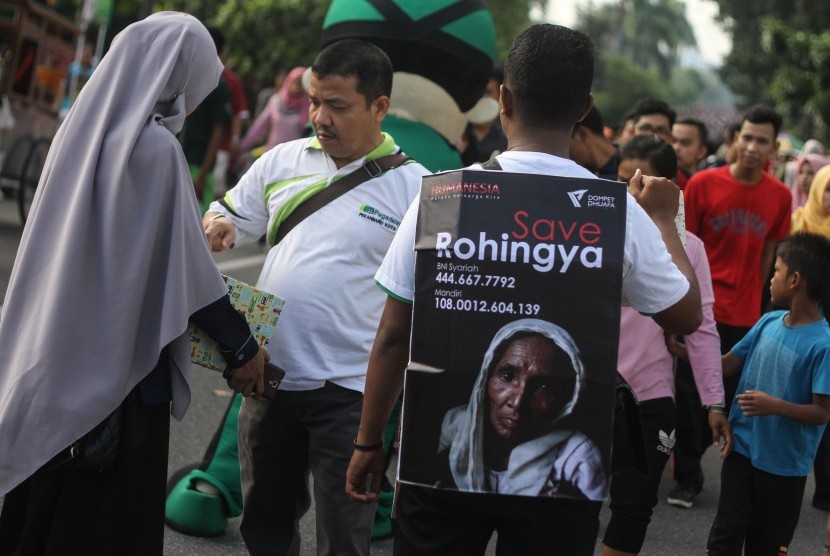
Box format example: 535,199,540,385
238,66,309,157
602,135,732,556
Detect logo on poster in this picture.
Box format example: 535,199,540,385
429,180,501,200
567,189,588,207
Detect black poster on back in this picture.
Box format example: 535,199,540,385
399,169,627,500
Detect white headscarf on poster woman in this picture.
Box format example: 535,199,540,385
438,318,607,500
0,12,228,496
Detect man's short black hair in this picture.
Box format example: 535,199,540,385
619,135,678,179
742,104,783,139
207,26,225,56
490,65,504,86
675,117,708,145
776,233,830,302
311,39,393,105
631,98,676,127
503,24,594,129
724,121,742,144
618,109,636,132
574,105,604,136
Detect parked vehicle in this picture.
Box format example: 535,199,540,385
0,0,79,224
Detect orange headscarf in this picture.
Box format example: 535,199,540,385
792,165,830,237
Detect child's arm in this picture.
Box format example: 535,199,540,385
722,352,743,378
736,391,830,425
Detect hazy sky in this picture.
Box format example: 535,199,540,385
537,0,731,66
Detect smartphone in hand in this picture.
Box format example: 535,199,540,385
263,361,285,400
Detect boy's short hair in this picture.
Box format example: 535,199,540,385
312,39,393,105
776,233,830,301
675,117,709,145
631,98,676,128
742,104,783,138
618,134,678,179
574,105,605,136
503,24,594,129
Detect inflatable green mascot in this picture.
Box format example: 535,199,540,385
164,0,496,539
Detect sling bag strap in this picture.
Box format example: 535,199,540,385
480,157,502,170
273,152,412,245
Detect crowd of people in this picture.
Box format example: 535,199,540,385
0,6,829,556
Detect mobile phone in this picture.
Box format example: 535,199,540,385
263,361,285,400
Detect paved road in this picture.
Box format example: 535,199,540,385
0,200,827,555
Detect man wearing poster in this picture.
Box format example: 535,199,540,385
346,24,702,555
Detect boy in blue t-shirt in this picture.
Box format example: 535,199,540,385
707,232,830,556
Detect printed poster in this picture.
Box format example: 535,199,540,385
399,169,627,500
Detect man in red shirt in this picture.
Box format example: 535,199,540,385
670,104,792,509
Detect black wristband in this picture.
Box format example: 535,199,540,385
353,439,384,452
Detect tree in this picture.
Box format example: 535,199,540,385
593,54,671,127
152,0,327,88
487,0,546,60
759,18,830,141
50,0,548,91
577,0,696,81
710,0,830,140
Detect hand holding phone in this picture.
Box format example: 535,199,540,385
263,362,285,400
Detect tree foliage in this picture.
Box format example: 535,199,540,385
759,18,830,141
578,0,695,81
487,0,546,61
593,54,671,127
45,0,547,93
574,0,735,130
711,0,830,140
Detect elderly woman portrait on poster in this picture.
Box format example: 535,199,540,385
437,319,607,500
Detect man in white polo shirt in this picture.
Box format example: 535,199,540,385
345,24,703,555
203,40,428,556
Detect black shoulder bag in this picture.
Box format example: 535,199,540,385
273,152,411,245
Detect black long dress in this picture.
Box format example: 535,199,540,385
0,295,256,555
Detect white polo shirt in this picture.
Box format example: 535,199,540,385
376,150,689,314
209,133,429,392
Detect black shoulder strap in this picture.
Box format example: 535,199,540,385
480,157,502,170
273,152,412,245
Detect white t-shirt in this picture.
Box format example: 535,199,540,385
376,150,689,314
209,134,429,391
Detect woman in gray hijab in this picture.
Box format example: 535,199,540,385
437,319,607,500
0,12,265,554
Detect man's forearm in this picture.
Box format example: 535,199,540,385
651,217,703,334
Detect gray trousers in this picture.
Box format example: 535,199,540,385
238,381,375,556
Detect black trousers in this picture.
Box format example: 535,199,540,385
603,397,675,553
707,451,806,556
393,483,602,556
673,323,749,490
237,381,375,556
0,388,170,556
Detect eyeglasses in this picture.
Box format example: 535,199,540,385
635,123,671,137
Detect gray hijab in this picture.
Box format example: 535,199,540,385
439,318,586,492
0,12,227,495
